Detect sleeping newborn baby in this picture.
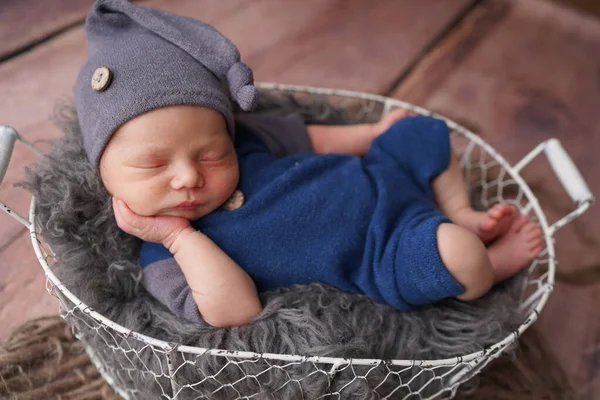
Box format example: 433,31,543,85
76,0,543,327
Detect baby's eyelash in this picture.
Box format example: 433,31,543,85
140,165,165,169
131,162,167,169
199,152,228,162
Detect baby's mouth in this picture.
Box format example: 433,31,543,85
172,200,205,210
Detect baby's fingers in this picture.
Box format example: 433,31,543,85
112,197,146,235
386,108,410,120
377,108,411,134
112,197,191,245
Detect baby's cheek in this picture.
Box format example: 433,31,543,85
132,181,167,216
111,177,158,216
210,169,238,200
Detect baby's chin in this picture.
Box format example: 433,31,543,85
156,205,217,220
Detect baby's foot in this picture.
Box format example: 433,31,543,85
487,214,544,283
453,204,517,244
477,204,518,244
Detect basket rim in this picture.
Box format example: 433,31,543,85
28,83,555,369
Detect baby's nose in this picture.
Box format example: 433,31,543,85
172,163,203,189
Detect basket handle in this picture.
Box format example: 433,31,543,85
0,125,41,228
513,138,595,236
0,126,18,185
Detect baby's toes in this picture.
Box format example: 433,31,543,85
526,228,542,241
481,218,498,231
490,204,515,219
506,205,518,217
488,204,506,219
395,108,410,118
523,223,542,237
511,214,529,232
500,204,516,215
530,243,543,257
527,235,543,250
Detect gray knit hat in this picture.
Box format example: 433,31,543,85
75,0,258,166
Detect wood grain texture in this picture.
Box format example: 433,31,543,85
393,0,512,106
0,0,95,60
0,0,473,341
392,0,600,397
152,0,475,92
549,0,600,19
0,29,89,252
0,231,58,342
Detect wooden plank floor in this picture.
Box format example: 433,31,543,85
1,0,599,397
0,0,95,60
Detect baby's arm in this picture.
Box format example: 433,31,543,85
112,198,262,327
306,108,408,156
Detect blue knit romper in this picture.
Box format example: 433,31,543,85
139,116,464,322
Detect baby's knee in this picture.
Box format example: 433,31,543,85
436,223,493,301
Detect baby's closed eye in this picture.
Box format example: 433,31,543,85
128,157,168,169
198,151,227,162
197,149,236,166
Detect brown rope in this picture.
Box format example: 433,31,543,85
0,353,92,393
61,378,110,400
0,316,120,400
9,365,99,400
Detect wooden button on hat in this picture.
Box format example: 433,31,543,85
91,66,112,91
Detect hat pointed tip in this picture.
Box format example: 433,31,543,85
236,85,258,111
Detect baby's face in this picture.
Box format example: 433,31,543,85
99,105,238,220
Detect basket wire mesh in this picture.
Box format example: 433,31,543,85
0,83,594,399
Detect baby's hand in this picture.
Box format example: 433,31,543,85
112,197,193,251
375,108,410,135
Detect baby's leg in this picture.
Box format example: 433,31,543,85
433,150,516,243
437,223,494,300
437,219,543,300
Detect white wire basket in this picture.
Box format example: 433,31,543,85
0,83,594,400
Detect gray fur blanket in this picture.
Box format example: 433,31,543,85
22,92,524,399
